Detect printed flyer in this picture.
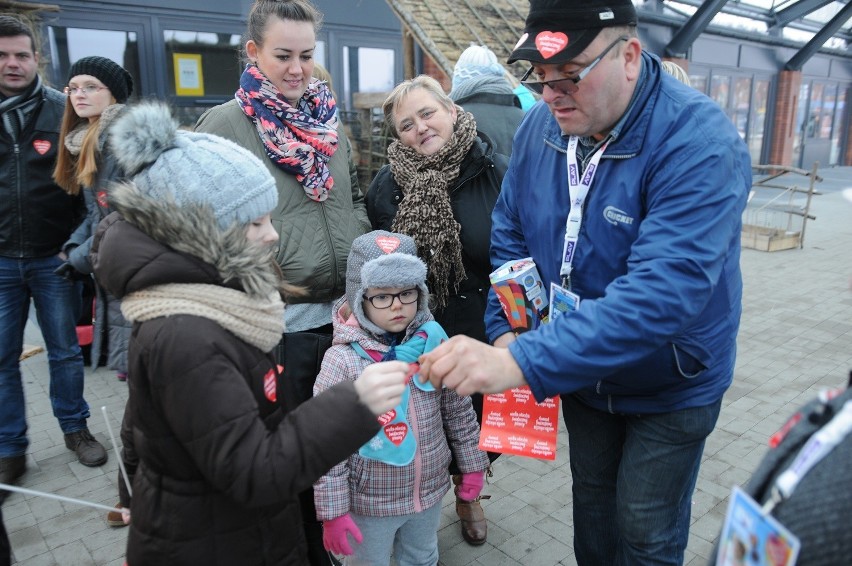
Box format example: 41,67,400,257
482,257,559,460
479,387,559,460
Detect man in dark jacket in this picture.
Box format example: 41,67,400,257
0,15,106,491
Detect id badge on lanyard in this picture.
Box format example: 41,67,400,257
552,137,607,315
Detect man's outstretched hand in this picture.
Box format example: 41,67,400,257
417,335,526,396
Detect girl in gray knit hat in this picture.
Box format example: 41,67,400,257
90,101,410,565
313,229,489,564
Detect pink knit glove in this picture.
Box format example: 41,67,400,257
322,513,363,556
457,471,485,501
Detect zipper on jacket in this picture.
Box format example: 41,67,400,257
14,143,25,258
410,390,423,514
317,200,340,293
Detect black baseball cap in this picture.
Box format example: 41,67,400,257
507,0,638,65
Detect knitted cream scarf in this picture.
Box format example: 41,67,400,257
121,283,285,353
388,109,477,309
64,103,125,155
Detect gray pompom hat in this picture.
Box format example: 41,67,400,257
108,101,277,230
346,230,430,336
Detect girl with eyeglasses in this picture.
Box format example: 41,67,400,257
366,74,508,546
313,230,488,565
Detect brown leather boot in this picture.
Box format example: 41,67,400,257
453,473,489,545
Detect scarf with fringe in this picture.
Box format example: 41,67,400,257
387,109,477,309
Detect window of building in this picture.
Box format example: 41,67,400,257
341,46,395,111
164,30,241,98
830,88,846,165
46,26,140,98
749,79,770,163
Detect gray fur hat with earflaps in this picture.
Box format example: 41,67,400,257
345,230,430,336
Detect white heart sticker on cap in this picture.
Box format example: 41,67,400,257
513,33,529,51
535,31,569,59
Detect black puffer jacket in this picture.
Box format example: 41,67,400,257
366,135,507,342
92,184,380,565
0,86,85,258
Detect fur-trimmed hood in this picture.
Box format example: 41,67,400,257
92,181,281,300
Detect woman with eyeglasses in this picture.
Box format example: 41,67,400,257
365,75,508,547
53,55,135,522
54,56,134,384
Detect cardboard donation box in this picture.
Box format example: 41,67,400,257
481,258,560,460
489,257,548,332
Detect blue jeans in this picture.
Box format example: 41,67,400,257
0,255,88,458
347,500,442,566
561,394,722,566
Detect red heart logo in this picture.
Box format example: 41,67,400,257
535,31,569,59
375,236,400,254
97,191,108,208
377,409,396,426
33,140,51,155
263,364,283,402
384,423,408,445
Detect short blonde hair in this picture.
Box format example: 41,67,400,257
382,75,454,139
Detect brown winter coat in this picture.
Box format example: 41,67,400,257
91,184,380,565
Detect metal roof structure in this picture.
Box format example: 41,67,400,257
385,0,851,77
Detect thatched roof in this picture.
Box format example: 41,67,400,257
385,0,531,80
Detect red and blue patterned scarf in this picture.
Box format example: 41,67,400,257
236,64,339,202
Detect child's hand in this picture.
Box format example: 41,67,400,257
457,471,485,501
354,361,409,416
322,513,362,555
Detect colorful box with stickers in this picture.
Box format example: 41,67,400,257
483,258,559,460
489,257,549,333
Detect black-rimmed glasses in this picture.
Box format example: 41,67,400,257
63,85,108,96
363,288,420,309
521,36,629,96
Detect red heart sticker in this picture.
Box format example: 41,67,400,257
375,236,400,254
384,423,408,445
263,364,284,402
535,31,569,59
33,140,51,155
377,409,396,426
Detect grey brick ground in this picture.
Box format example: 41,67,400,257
5,168,850,565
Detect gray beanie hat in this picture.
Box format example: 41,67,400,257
108,101,277,230
346,230,430,336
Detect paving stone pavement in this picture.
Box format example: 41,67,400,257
4,168,850,565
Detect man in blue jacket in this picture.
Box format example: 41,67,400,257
0,15,106,492
420,0,752,564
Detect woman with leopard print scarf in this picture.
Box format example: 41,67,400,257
365,75,509,548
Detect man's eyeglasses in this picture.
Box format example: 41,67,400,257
63,85,108,96
521,36,629,96
363,288,420,309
